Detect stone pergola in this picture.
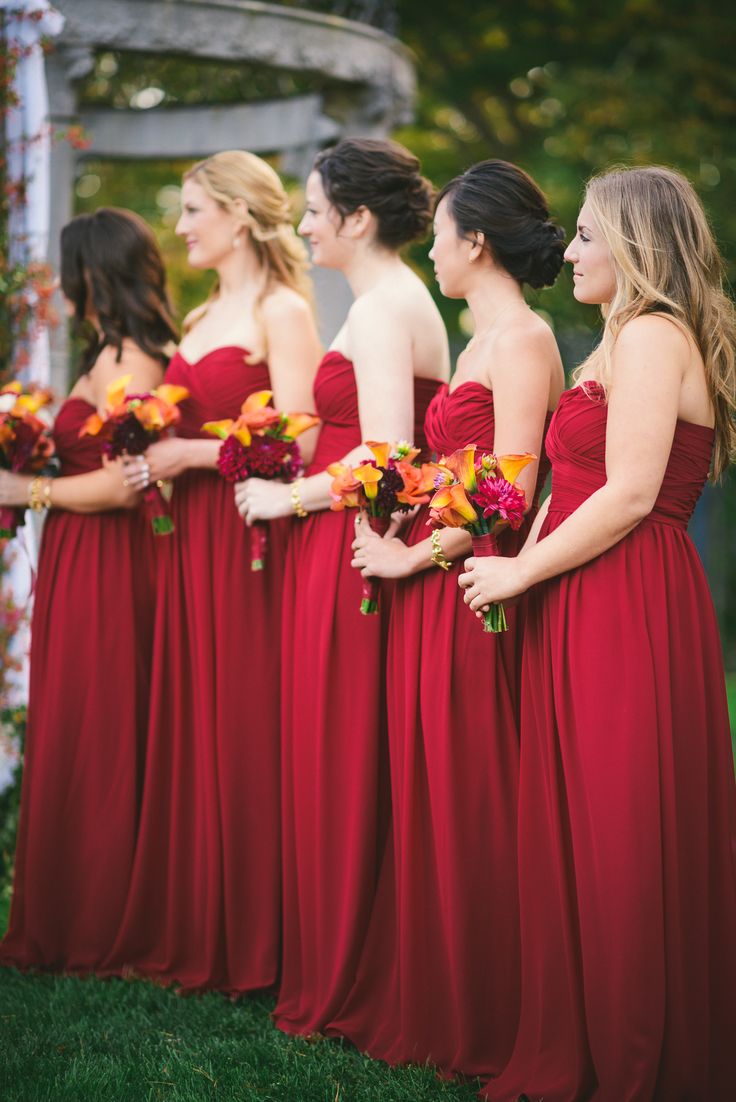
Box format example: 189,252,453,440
48,0,416,390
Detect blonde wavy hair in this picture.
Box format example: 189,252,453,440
574,165,736,479
182,150,314,349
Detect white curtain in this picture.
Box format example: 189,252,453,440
2,0,64,704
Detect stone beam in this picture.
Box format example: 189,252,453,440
54,0,415,127
78,95,341,159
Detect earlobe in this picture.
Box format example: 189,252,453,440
468,231,485,263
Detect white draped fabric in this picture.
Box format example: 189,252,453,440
2,1,64,706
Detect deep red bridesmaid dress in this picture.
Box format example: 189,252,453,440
485,383,736,1101
274,351,442,1035
0,398,155,971
102,347,287,994
329,381,550,1077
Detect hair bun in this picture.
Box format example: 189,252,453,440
525,221,566,289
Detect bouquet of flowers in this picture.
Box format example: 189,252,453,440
428,445,535,632
0,381,55,540
203,389,319,571
329,440,438,614
80,374,189,535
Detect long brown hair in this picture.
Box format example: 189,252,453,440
61,208,178,375
574,166,736,479
182,151,313,344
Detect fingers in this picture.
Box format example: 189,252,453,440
121,455,149,489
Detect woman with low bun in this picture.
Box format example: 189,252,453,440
235,137,450,1034
105,150,322,994
330,160,565,1076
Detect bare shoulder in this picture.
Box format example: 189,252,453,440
262,285,313,327
614,313,692,362
495,310,559,356
91,342,164,396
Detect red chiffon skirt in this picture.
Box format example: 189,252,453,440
274,506,392,1033
329,507,521,1076
102,471,288,994
0,507,154,971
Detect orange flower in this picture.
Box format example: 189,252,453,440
282,412,320,439
328,462,362,509
396,460,440,506
202,418,235,441
353,461,383,500
429,481,478,528
497,452,536,485
365,441,391,468
441,445,478,492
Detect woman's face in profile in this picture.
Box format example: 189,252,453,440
564,200,616,307
176,177,239,271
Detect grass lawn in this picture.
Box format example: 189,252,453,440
0,895,479,1102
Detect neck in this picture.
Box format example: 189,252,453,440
342,244,404,297
465,269,526,339
215,243,267,300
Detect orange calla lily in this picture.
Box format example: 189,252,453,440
239,390,281,433
365,441,391,468
155,384,189,407
497,452,537,485
203,419,235,440
79,411,104,437
441,445,478,492
353,461,383,500
429,481,478,528
282,412,320,439
106,374,133,410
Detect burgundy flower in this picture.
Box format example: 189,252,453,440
471,476,526,529
216,433,303,483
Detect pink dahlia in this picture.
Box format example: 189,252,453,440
471,476,526,529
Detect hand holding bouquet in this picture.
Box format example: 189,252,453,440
0,382,55,540
428,446,535,632
80,374,189,535
203,390,319,571
329,440,438,614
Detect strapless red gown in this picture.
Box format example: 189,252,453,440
485,384,736,1101
102,348,287,994
329,381,551,1076
274,351,442,1034
0,398,155,971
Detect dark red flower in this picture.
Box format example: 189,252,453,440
471,476,526,529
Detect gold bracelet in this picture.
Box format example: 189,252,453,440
290,477,308,518
430,528,451,571
42,480,53,509
27,476,49,512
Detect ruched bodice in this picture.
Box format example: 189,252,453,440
53,397,103,476
309,351,443,474
167,347,271,438
547,382,714,529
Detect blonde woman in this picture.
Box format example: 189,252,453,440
461,166,736,1099
106,151,321,994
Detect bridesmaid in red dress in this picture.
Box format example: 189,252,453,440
106,151,321,993
235,138,450,1033
461,166,736,1100
333,161,565,1076
0,208,177,971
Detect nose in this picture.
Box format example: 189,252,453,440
563,239,577,263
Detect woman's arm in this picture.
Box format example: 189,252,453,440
0,459,140,514
262,288,323,466
235,292,418,524
458,316,689,609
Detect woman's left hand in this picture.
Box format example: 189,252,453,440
234,478,292,524
351,518,413,579
458,554,528,611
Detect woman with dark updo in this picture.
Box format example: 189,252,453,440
331,160,565,1076
235,137,450,1034
0,208,177,973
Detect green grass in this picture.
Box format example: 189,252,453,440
0,895,479,1102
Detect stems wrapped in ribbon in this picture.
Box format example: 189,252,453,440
0,382,55,540
79,374,189,535
329,441,438,615
428,446,535,633
203,391,319,571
